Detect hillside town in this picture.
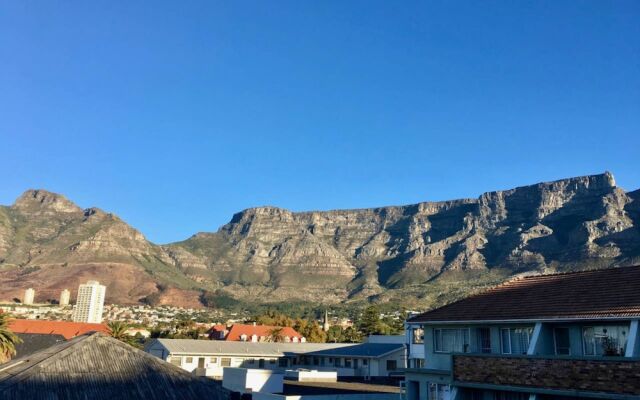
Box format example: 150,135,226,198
2,266,640,399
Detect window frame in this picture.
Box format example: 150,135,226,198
412,327,425,344
553,327,571,356
433,328,471,354
221,357,231,367
500,327,533,355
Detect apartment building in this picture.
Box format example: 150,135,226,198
145,338,405,379
404,266,640,400
72,280,106,323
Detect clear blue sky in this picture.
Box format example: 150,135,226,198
1,1,638,244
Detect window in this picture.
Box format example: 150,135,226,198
477,328,491,353
500,327,533,354
413,328,424,344
554,327,571,355
169,356,182,366
313,357,319,366
386,360,397,371
269,359,276,364
583,325,628,356
221,358,231,367
428,383,450,400
278,358,288,367
334,358,341,367
412,358,425,368
494,392,528,400
185,357,193,364
210,357,218,364
434,329,470,353
362,359,368,366
345,358,352,368
246,359,255,365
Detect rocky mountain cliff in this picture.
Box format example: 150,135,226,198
1,173,639,307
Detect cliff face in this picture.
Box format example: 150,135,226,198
1,173,639,306
167,172,640,302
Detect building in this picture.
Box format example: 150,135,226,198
59,289,70,306
9,319,109,339
145,338,406,379
212,323,306,343
22,288,35,305
404,266,640,400
0,333,229,400
72,280,106,323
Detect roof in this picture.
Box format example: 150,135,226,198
8,319,109,339
408,266,640,323
0,333,228,400
13,333,66,359
303,343,405,358
224,324,303,341
148,339,351,357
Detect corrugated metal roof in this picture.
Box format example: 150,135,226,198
0,333,228,400
408,265,640,323
151,338,353,356
150,339,403,358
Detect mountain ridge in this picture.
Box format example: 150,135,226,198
1,172,639,308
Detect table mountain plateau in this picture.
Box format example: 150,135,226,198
1,172,639,309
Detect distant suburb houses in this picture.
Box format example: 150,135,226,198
404,266,640,400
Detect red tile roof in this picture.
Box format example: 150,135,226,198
8,319,109,340
408,266,640,323
224,324,304,342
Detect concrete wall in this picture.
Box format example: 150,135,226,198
284,370,337,382
222,368,284,394
253,393,398,400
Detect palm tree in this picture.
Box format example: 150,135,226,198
107,321,130,342
267,327,285,343
0,313,22,364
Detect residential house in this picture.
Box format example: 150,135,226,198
8,319,109,339
404,266,640,400
211,323,306,343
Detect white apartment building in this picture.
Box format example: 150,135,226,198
23,288,35,305
72,281,106,323
59,289,71,306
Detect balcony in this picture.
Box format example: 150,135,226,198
452,354,640,396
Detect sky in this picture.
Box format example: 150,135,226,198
1,1,638,244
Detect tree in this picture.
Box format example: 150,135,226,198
342,327,363,343
296,319,327,343
326,326,344,343
0,313,22,363
108,321,129,341
357,306,392,337
266,327,285,342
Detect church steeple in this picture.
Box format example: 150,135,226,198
323,309,330,332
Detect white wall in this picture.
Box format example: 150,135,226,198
223,368,284,394
253,393,398,400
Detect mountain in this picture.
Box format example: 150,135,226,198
1,173,639,308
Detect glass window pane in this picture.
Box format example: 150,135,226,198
501,329,511,354
554,328,571,355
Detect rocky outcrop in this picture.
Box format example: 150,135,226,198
1,173,639,306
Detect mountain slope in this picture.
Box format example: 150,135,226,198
1,173,639,307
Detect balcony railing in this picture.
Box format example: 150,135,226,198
452,354,640,396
